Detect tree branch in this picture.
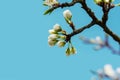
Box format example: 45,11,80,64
79,0,98,21
66,21,95,42
48,0,81,12
101,3,114,24
46,0,120,44
98,22,120,44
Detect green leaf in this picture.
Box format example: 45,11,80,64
44,8,54,15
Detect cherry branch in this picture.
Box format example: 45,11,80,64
72,0,120,44
68,21,95,38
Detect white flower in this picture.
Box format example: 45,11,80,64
48,34,58,40
104,64,118,79
49,29,57,34
95,36,104,45
48,39,58,46
53,24,62,32
43,0,59,7
57,41,66,47
63,10,72,21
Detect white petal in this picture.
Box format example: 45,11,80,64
104,64,118,79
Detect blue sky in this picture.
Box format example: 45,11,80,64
0,0,120,80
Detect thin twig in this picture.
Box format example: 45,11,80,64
66,21,95,42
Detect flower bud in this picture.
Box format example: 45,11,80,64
63,10,72,23
53,24,62,32
48,34,58,40
57,41,66,47
49,29,57,34
59,35,66,40
70,46,77,54
65,47,71,56
48,39,58,46
43,0,59,7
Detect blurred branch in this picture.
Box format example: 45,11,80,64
80,34,120,55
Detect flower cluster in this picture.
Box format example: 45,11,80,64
65,42,77,56
91,64,120,80
43,0,59,7
48,24,67,47
48,23,77,56
47,9,77,56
